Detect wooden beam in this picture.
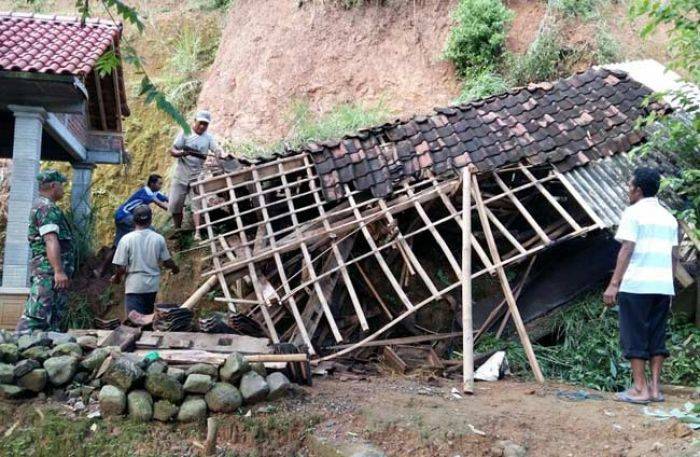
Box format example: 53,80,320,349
472,175,545,384
93,70,108,131
517,164,581,231
461,168,474,394
492,172,551,244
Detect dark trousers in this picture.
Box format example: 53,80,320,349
618,292,671,360
125,292,157,315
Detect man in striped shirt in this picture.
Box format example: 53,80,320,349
604,167,678,404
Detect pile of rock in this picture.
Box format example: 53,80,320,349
0,330,294,423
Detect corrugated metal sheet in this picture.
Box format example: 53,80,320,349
562,151,681,228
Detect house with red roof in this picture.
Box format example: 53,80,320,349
0,12,129,309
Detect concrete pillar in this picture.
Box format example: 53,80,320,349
70,162,95,234
1,106,46,289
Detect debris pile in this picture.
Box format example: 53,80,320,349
0,329,296,422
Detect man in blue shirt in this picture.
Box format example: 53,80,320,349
94,175,168,277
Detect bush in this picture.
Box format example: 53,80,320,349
456,67,510,103
595,25,621,64
551,0,607,19
509,27,563,85
443,0,514,76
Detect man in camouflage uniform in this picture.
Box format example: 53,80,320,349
16,170,75,332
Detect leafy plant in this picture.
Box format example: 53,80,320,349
551,0,607,19
509,27,563,85
475,292,700,391
443,0,514,76
630,0,700,234
456,67,510,103
594,25,621,64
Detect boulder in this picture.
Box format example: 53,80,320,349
99,385,126,416
205,383,242,413
17,369,47,392
186,363,218,379
102,357,144,391
177,396,207,422
145,360,168,375
44,356,78,386
46,332,76,346
0,343,19,363
127,390,153,422
17,333,51,351
21,346,51,362
239,371,269,404
0,384,25,399
167,367,186,384
80,348,111,372
219,352,249,383
145,372,183,403
266,372,291,400
251,362,267,377
76,335,97,350
14,359,40,378
184,374,213,394
153,400,179,422
0,363,13,384
50,343,83,358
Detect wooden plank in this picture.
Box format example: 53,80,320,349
278,168,343,343
100,325,141,351
403,182,461,277
93,70,108,131
518,164,581,231
492,172,551,244
355,261,393,319
327,331,463,350
302,158,368,332
551,167,607,229
227,177,279,342
250,167,314,353
461,168,474,394
472,175,545,384
381,346,407,373
344,184,415,311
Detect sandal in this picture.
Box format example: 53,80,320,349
614,391,650,405
650,393,665,403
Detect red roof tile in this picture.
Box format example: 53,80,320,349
0,12,121,76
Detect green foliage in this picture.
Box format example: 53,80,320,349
475,292,700,391
630,0,700,82
61,293,95,330
630,0,700,233
95,50,120,78
456,67,510,103
443,0,514,76
594,25,621,64
286,99,391,146
551,0,607,19
509,28,563,85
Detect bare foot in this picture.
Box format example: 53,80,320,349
615,387,650,404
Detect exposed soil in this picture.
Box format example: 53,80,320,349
199,0,462,144
505,0,547,54
1,376,697,456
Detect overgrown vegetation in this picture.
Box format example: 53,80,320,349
630,0,700,233
443,0,514,77
226,99,391,159
475,292,700,391
551,0,608,19
456,68,510,103
508,27,563,86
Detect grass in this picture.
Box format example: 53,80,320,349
456,67,510,103
474,291,700,391
551,0,609,20
508,26,564,85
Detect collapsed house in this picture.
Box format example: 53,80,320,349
192,61,698,386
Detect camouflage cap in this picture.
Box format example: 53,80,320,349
36,169,68,184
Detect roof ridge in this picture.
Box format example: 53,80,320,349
0,11,121,29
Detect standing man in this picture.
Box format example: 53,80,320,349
112,205,179,316
169,110,223,240
603,167,678,404
16,170,74,332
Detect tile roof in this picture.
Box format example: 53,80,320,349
0,12,121,76
298,67,669,201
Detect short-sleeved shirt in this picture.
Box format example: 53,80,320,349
112,229,171,294
28,196,74,277
615,197,678,296
115,186,169,222
172,131,221,185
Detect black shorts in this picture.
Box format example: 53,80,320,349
125,292,157,315
618,292,671,360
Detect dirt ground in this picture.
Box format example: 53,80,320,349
1,375,697,456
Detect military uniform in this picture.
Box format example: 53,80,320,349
17,170,74,332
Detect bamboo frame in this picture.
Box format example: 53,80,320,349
461,168,474,394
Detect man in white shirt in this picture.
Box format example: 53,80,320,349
169,110,223,239
112,205,179,316
603,167,678,404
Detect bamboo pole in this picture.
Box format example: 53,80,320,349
461,167,474,394
472,175,545,384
